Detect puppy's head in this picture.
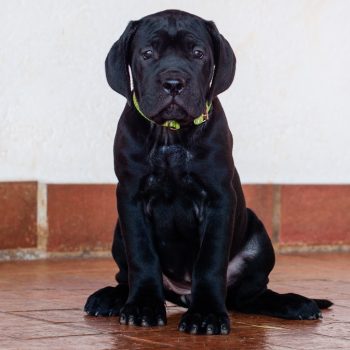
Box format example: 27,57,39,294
106,10,236,126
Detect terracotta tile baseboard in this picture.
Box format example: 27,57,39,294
0,182,349,260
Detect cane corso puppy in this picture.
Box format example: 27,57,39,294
85,9,332,335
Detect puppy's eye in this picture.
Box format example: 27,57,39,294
142,50,153,60
193,49,204,59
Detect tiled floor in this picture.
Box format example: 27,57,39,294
0,254,349,349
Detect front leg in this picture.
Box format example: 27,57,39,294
179,188,236,335
117,186,166,327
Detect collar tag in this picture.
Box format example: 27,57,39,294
162,120,180,130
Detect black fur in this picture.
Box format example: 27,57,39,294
85,10,332,335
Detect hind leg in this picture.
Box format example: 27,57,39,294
234,289,331,320
226,209,332,320
84,221,129,316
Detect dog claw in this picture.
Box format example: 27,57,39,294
128,315,135,325
141,317,149,327
220,324,229,335
190,325,198,334
178,323,186,332
206,325,214,335
157,317,165,326
119,314,126,324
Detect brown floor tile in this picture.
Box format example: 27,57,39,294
311,320,350,339
266,333,350,350
0,333,175,350
0,312,99,340
0,254,349,349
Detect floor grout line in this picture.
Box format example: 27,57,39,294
7,332,111,341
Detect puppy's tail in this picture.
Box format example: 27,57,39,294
313,299,333,309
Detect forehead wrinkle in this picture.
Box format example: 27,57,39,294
136,16,210,45
134,19,166,43
167,16,177,39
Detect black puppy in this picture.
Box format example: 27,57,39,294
85,10,332,335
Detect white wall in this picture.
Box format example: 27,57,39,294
1,0,349,184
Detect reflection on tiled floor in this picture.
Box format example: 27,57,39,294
0,254,349,349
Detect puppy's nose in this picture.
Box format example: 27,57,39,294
162,78,185,95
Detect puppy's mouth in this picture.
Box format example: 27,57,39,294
152,102,190,125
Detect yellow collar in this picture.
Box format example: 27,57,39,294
132,93,212,130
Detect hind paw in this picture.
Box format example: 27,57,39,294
235,289,325,321
84,285,128,316
283,293,322,320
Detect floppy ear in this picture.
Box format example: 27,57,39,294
206,21,236,101
105,21,139,105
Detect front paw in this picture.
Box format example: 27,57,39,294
119,298,166,327
178,309,230,335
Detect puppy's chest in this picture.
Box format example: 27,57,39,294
141,144,206,205
150,145,192,170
